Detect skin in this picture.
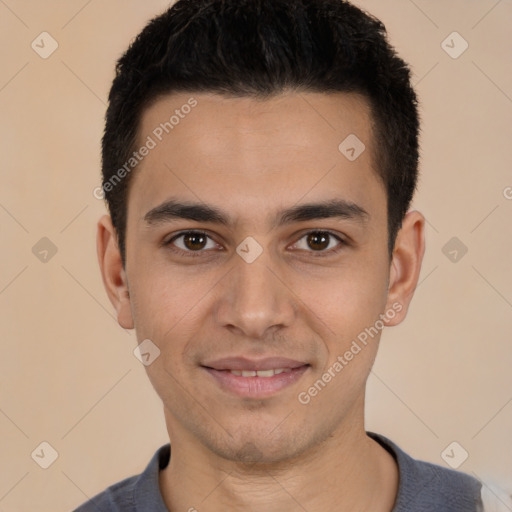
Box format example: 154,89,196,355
97,90,425,511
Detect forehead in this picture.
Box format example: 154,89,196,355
127,90,385,227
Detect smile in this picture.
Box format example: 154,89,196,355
203,364,310,398
227,368,292,377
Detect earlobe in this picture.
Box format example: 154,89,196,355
384,210,426,327
96,215,134,330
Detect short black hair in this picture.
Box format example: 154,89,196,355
101,0,420,267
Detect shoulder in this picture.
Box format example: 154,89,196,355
73,474,138,512
367,432,483,512
72,444,171,512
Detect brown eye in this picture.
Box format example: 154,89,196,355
292,230,345,256
166,231,218,256
182,232,208,250
306,232,330,251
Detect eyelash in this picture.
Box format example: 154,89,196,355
163,230,347,258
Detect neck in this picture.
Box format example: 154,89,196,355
159,414,398,512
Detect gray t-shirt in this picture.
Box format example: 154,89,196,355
73,432,483,511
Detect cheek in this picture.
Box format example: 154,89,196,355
298,277,385,410
129,269,209,396
128,261,217,341
127,233,232,365
297,255,389,388
302,260,388,334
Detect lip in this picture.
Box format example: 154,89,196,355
202,356,307,371
202,357,310,398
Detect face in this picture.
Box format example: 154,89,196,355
99,90,423,464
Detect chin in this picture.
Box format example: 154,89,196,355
202,424,314,465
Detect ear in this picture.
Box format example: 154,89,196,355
96,214,134,330
383,210,426,326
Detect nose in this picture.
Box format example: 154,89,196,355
214,250,296,340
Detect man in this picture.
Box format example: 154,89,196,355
75,0,485,510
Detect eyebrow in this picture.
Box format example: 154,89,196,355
142,197,369,229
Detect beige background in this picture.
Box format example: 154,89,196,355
1,1,511,510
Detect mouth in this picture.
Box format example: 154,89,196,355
223,368,293,377
201,357,310,398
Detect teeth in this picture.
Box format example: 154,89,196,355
228,368,293,377
255,369,274,377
